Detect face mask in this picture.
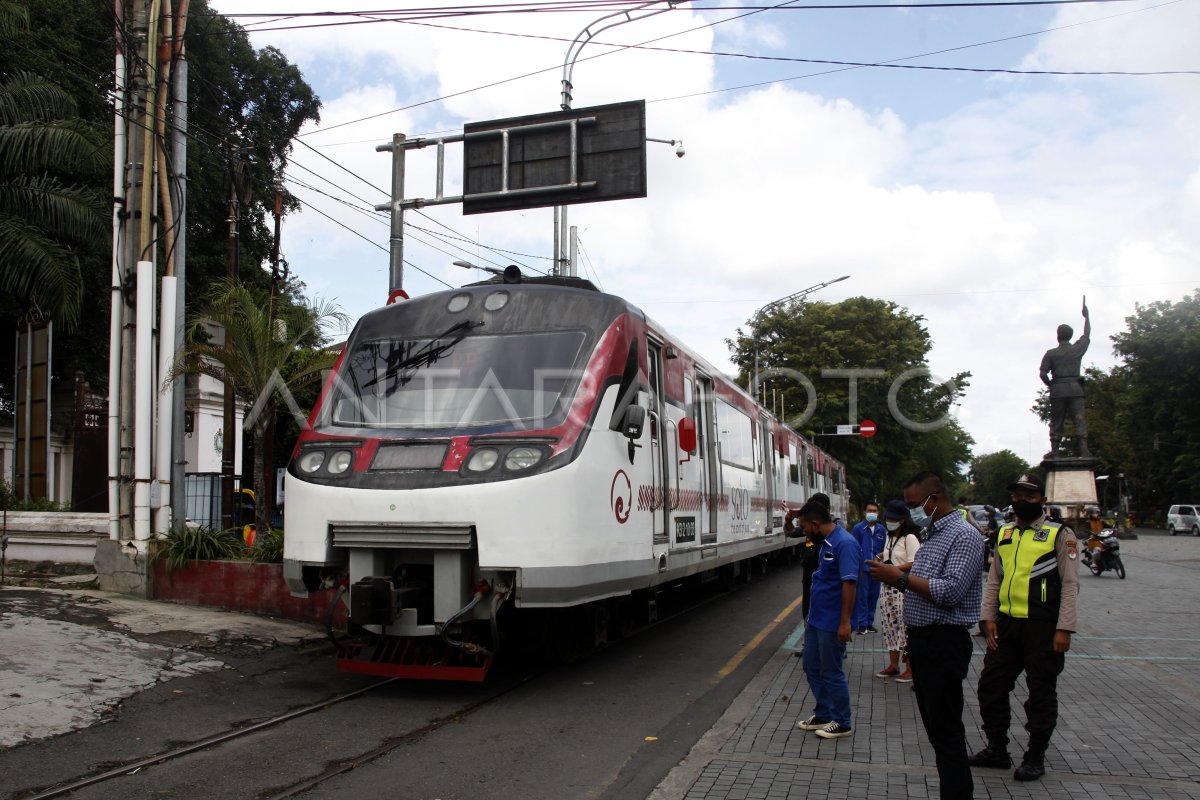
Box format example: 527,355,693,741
865,513,878,523
1012,499,1043,521
886,520,901,532
908,495,933,527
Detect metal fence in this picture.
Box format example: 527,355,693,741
183,472,245,529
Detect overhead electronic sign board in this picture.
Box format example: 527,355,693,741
462,99,646,216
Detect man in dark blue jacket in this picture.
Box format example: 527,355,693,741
851,502,886,633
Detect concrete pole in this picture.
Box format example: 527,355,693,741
106,0,128,540
170,45,189,529
134,260,154,541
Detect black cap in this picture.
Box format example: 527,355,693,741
883,499,907,520
1006,473,1046,494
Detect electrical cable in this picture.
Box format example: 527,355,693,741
287,193,456,288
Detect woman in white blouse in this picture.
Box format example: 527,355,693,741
875,499,922,682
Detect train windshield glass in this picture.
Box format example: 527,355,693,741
326,330,587,430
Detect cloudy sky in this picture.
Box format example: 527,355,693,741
209,0,1199,466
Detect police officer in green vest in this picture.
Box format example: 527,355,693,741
969,473,1079,781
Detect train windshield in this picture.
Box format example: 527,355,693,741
326,329,588,430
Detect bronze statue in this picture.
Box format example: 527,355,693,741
1040,298,1091,458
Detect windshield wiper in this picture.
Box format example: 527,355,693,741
362,320,484,390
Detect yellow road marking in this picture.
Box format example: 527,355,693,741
715,594,804,681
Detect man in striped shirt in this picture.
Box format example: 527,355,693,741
867,470,985,799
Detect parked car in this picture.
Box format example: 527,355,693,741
1167,504,1200,536
967,504,1004,531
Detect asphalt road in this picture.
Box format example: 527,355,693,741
1,559,807,800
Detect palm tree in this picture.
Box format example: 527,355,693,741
173,282,349,537
0,67,106,329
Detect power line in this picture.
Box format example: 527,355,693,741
291,194,456,289
220,0,1153,31
645,0,1190,103
291,0,1190,136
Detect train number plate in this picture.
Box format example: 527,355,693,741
675,516,697,544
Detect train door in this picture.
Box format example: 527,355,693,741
696,375,718,543
647,340,669,546
759,414,774,534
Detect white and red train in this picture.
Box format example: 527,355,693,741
283,272,848,679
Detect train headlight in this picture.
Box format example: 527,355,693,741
504,446,543,471
467,447,500,472
298,450,326,474
327,450,354,475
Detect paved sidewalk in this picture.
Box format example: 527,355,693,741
651,531,1200,800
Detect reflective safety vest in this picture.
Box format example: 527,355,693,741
996,520,1063,621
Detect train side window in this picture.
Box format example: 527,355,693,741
788,443,799,484
715,399,753,470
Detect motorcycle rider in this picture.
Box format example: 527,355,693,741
970,473,1080,782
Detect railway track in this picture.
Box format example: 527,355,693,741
15,561,786,800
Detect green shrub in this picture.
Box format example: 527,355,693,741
0,479,70,511
153,521,244,572
247,528,284,563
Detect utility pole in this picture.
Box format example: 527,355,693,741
169,1,190,529
556,1,678,277
221,152,251,530
114,0,156,541
263,187,285,524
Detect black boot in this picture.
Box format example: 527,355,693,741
1014,750,1046,781
968,743,1011,769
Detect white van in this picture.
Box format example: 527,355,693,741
1167,505,1200,536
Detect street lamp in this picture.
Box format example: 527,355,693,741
750,275,851,398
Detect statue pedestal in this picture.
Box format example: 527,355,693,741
1041,456,1099,522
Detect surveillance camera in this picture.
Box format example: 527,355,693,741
675,141,685,158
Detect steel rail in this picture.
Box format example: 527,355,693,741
20,678,398,800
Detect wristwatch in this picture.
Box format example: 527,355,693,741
895,572,910,592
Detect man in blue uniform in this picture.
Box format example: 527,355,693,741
795,499,860,739
851,502,886,633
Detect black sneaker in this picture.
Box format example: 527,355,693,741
797,715,830,731
968,746,1012,769
1013,761,1046,781
865,625,878,633
815,721,853,739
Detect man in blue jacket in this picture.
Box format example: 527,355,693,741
852,502,887,633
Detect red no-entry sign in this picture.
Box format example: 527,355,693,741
860,419,877,438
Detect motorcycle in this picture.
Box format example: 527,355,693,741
1081,528,1125,578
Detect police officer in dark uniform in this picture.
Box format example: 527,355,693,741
969,473,1079,781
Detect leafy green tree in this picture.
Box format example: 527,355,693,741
728,296,974,505
963,450,1031,507
172,282,347,535
0,7,107,327
182,2,321,302
1109,292,1200,515
0,0,322,412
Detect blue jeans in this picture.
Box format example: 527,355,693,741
802,625,851,727
854,570,881,628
